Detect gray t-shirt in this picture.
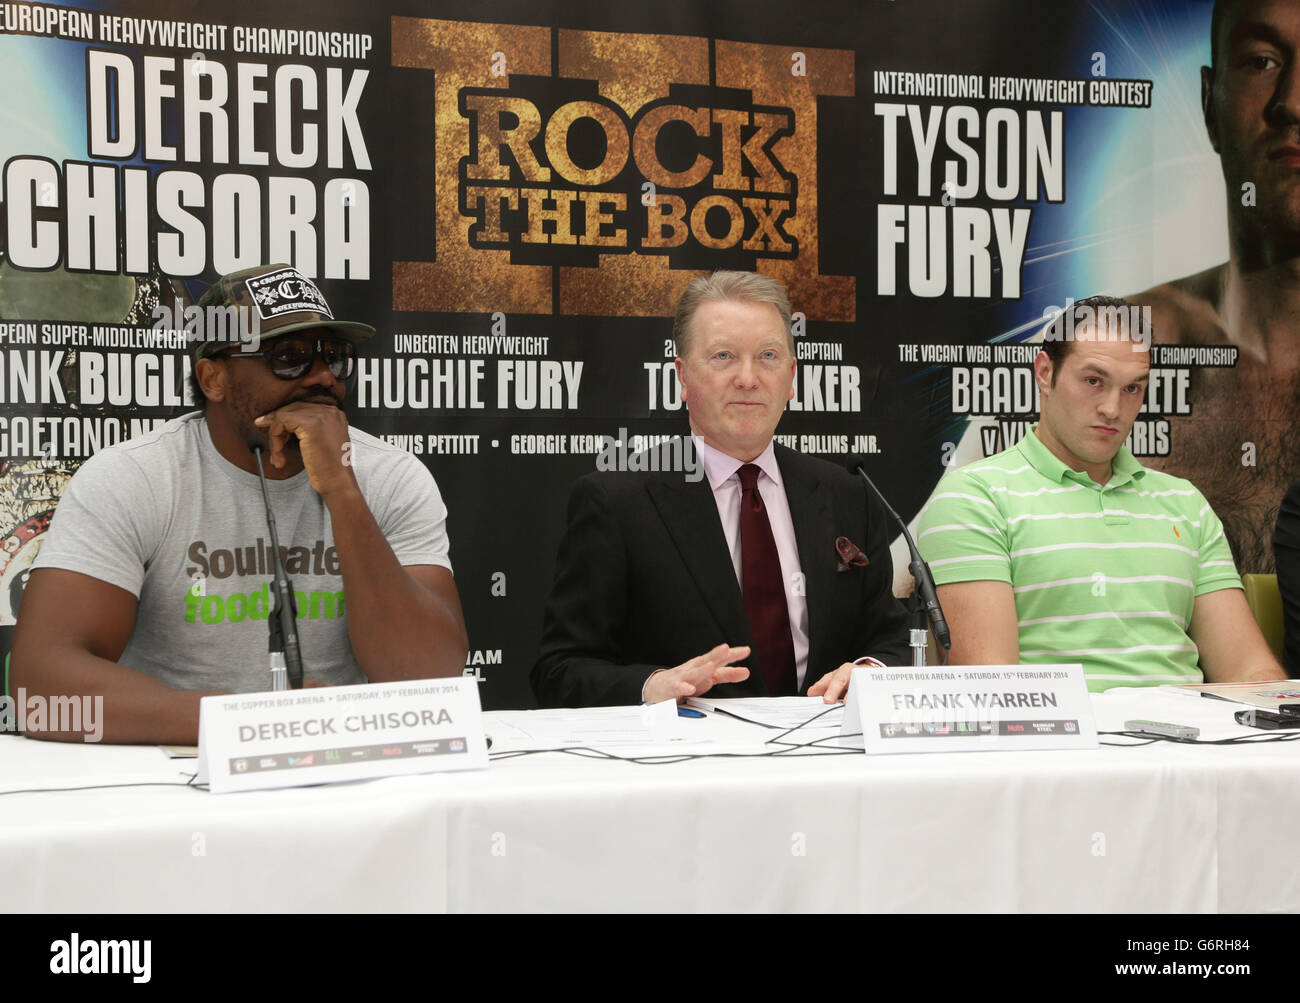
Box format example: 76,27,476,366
32,411,452,692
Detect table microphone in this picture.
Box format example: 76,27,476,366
844,454,951,651
247,433,305,690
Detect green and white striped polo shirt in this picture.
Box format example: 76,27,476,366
916,426,1241,691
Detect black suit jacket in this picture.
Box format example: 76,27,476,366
1272,477,1300,678
531,443,912,707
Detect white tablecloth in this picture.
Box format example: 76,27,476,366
2,687,1297,912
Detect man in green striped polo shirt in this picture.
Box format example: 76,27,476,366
917,295,1283,690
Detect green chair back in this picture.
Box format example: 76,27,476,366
1243,573,1285,662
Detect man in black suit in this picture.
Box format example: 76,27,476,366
532,271,910,707
1272,477,1300,677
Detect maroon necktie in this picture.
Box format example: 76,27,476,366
737,464,797,696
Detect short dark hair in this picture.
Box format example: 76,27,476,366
1210,0,1239,77
1039,294,1153,383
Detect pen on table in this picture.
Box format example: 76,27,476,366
677,707,706,718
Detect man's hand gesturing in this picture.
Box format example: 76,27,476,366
642,643,750,703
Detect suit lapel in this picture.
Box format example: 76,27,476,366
646,475,752,645
777,447,836,689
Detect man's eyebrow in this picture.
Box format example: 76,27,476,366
1077,363,1149,382
1228,19,1293,54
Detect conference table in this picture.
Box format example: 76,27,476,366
2,686,1298,913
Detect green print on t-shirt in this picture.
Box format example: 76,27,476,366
184,582,346,624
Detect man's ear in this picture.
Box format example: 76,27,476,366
195,357,227,403
674,355,688,404
787,357,796,402
1033,349,1054,396
1202,65,1221,153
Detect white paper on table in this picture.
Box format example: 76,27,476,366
1161,680,1300,712
484,700,706,751
685,696,843,731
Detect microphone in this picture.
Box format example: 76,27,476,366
844,454,951,652
247,433,305,690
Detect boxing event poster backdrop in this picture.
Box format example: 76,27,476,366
0,0,1276,708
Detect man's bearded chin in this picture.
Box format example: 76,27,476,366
1227,165,1300,256
225,380,348,444
1250,142,1300,221
1265,192,1300,247
278,394,348,453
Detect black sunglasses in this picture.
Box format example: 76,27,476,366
219,336,356,381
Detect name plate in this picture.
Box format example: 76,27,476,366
196,677,488,793
841,664,1097,754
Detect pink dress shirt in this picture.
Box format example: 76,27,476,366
693,435,811,689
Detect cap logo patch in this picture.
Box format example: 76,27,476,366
243,267,333,321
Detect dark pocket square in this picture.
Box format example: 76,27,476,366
835,536,869,572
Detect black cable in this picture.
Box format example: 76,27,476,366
487,702,857,764
19,719,1270,790
765,702,842,744
768,732,863,754
0,773,203,797
489,740,862,766
1099,729,1300,746
492,720,1300,761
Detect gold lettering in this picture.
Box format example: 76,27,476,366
464,94,551,183
641,194,689,248
634,104,712,189
546,100,629,186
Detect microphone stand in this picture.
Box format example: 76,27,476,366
847,456,951,667
908,597,929,668
248,435,304,691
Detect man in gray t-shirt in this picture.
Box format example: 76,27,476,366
12,264,468,744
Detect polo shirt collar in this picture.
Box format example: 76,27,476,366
692,434,783,491
1015,424,1145,489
